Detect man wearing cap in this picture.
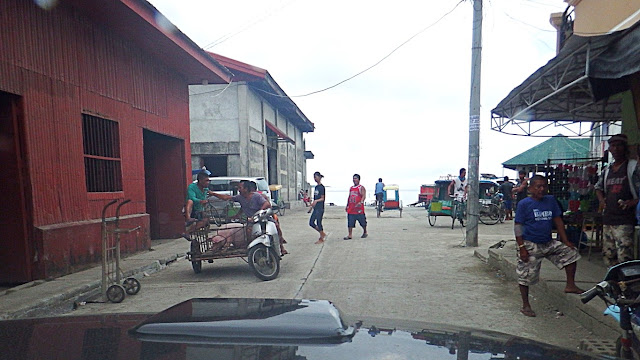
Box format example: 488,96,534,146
595,133,640,267
308,171,326,244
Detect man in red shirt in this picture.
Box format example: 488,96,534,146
344,174,368,240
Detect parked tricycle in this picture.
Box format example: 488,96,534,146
377,185,402,217
186,206,282,281
426,180,466,228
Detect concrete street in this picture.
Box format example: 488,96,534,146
66,205,617,350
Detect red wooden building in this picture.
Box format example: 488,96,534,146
0,0,232,284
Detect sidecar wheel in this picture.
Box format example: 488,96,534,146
192,260,202,274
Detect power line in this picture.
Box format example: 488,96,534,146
193,0,467,100
188,77,235,97
202,0,298,49
259,0,467,98
501,10,556,32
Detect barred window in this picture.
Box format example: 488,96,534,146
82,114,122,192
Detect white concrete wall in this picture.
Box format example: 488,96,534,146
188,83,310,202
247,90,264,133
189,84,240,142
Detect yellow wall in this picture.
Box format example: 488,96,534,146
569,0,640,35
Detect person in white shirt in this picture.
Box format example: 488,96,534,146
448,168,468,201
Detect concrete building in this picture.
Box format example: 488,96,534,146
189,54,315,202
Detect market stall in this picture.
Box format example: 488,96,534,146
502,135,605,249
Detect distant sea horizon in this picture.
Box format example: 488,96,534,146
318,188,421,207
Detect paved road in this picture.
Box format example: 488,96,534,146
69,206,612,349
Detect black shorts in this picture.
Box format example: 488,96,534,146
347,213,367,228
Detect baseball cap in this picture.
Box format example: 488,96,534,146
313,171,324,178
608,134,628,144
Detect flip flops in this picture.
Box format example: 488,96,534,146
343,236,352,240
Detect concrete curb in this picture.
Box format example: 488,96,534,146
0,252,184,320
486,245,618,337
473,248,488,263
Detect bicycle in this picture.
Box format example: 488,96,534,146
478,201,501,225
451,198,467,229
376,193,384,218
274,198,286,216
493,192,507,223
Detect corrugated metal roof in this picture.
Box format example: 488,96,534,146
61,0,232,84
502,134,591,169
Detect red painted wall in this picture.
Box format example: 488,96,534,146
0,0,192,280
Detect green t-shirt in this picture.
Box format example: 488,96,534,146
187,183,207,212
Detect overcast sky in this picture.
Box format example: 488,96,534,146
149,0,570,190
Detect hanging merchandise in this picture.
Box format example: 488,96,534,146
545,159,602,214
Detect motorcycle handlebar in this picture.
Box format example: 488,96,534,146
580,287,599,304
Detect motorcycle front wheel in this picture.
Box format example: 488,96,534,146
248,244,280,281
616,336,640,359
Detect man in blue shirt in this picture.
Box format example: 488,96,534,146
514,175,582,317
374,178,385,211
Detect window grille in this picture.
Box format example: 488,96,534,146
82,114,122,192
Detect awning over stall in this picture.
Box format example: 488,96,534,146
502,134,590,170
491,22,640,137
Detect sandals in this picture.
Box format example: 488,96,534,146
343,236,352,240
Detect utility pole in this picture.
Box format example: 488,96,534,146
466,0,482,247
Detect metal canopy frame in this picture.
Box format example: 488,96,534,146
491,33,624,137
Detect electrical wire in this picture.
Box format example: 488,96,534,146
501,10,556,32
508,0,632,36
192,0,467,100
188,76,235,97
257,0,467,98
202,0,298,49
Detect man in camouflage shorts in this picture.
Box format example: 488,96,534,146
595,134,640,267
514,175,582,317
